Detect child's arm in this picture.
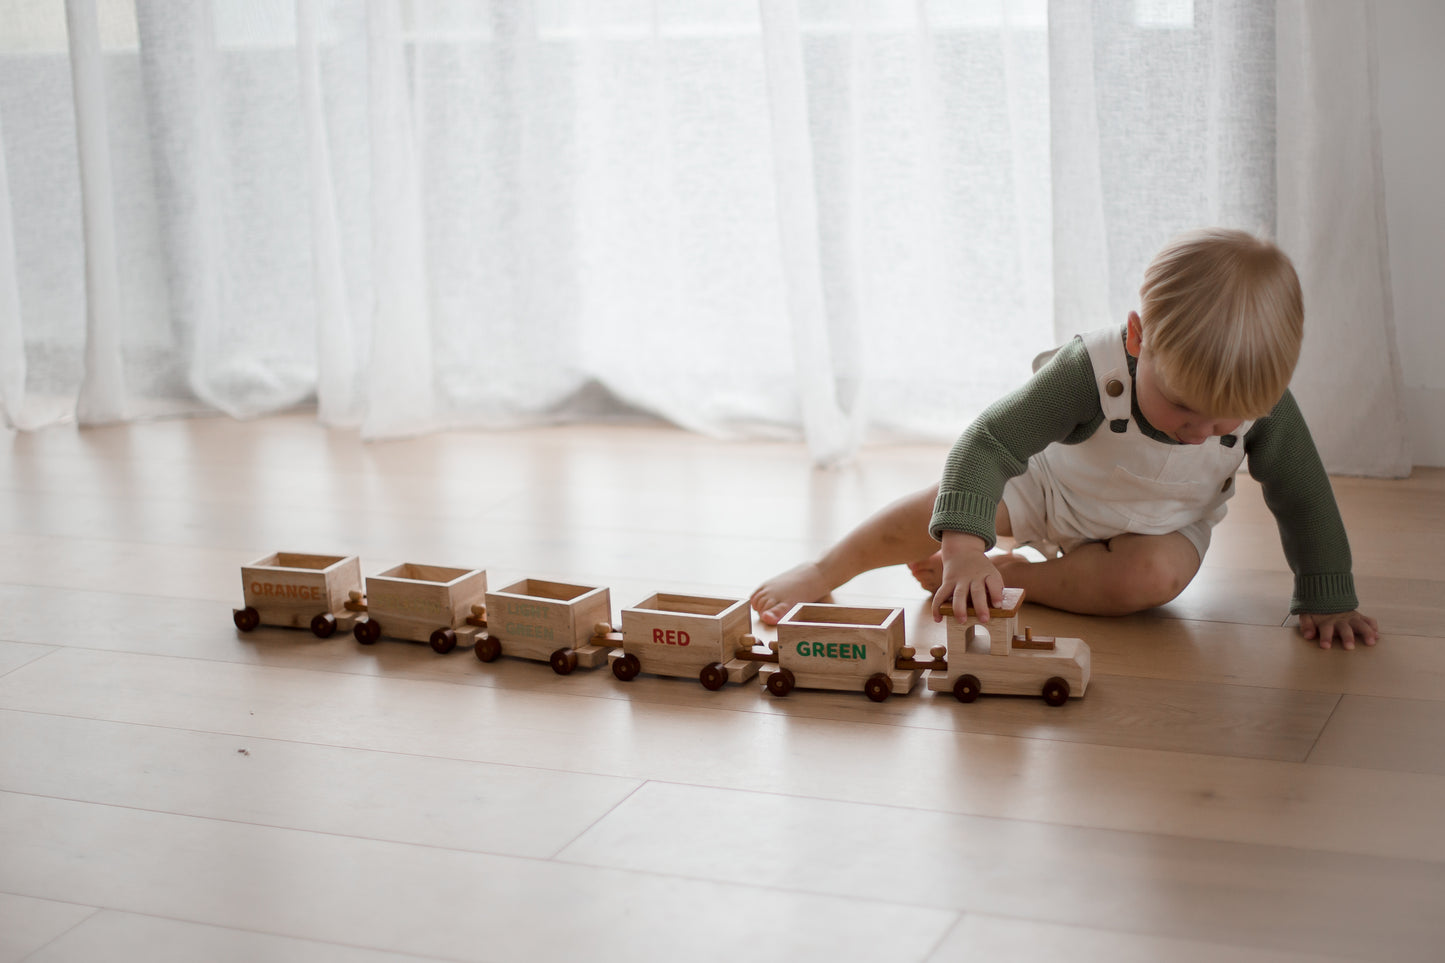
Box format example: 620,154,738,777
931,531,1005,623
930,337,1104,558
1244,391,1376,649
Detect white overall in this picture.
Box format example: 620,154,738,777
1002,327,1251,560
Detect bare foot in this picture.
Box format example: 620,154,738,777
750,563,834,626
907,552,943,593
992,552,1033,583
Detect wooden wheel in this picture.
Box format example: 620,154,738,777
429,627,457,654
864,673,893,703
1042,676,1071,707
233,607,260,632
612,653,641,682
310,612,337,638
952,674,981,703
766,668,796,697
475,634,501,663
550,647,580,675
699,662,728,691
354,619,381,644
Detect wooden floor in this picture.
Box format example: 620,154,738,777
2,414,1443,962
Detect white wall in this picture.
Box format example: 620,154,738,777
1374,0,1445,467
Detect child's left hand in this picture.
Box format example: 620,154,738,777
1299,610,1379,650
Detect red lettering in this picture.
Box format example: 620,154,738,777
653,628,665,644
651,629,692,646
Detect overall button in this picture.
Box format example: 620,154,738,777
1106,379,1124,397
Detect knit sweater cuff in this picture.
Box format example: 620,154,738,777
929,491,1000,548
1290,572,1358,615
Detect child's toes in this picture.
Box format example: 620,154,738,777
760,602,791,626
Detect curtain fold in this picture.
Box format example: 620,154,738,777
0,106,23,425
1275,0,1410,477
65,0,127,424
0,1,1412,476
757,0,860,464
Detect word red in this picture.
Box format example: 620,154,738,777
652,628,690,646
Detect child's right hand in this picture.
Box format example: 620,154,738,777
932,531,1005,623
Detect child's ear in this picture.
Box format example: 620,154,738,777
1125,311,1143,357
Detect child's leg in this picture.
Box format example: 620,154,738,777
993,531,1200,616
752,484,952,625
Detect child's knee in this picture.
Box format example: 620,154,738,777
1113,539,1194,611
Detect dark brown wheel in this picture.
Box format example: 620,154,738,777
475,634,501,663
699,662,728,691
354,618,381,644
310,612,337,638
953,674,981,703
233,607,260,632
550,647,580,675
864,672,894,703
612,652,641,682
429,627,458,654
1042,676,1071,707
766,667,796,697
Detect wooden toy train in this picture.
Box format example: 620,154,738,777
233,552,1090,705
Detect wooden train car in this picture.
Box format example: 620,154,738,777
926,590,1090,706
352,563,488,654
604,593,760,690
753,602,923,702
233,552,362,638
476,578,612,674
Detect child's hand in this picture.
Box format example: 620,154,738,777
932,531,1003,623
1299,610,1379,650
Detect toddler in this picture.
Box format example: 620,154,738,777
752,229,1378,650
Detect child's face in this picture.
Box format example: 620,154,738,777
1127,312,1244,446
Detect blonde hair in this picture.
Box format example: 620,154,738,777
1138,229,1303,420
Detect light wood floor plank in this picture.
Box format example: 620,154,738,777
0,709,642,860
929,913,1359,962
1307,694,1445,776
559,781,1443,961
21,911,442,963
0,792,955,963
1,647,1441,862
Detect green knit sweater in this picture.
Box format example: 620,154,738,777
929,332,1358,615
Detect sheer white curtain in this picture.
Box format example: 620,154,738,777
0,0,1411,475
1050,0,1409,477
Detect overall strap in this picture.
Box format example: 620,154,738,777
1079,327,1133,426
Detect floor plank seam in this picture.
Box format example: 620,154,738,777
0,645,63,681
1303,694,1347,765
13,904,103,963
545,780,651,862
917,910,967,962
